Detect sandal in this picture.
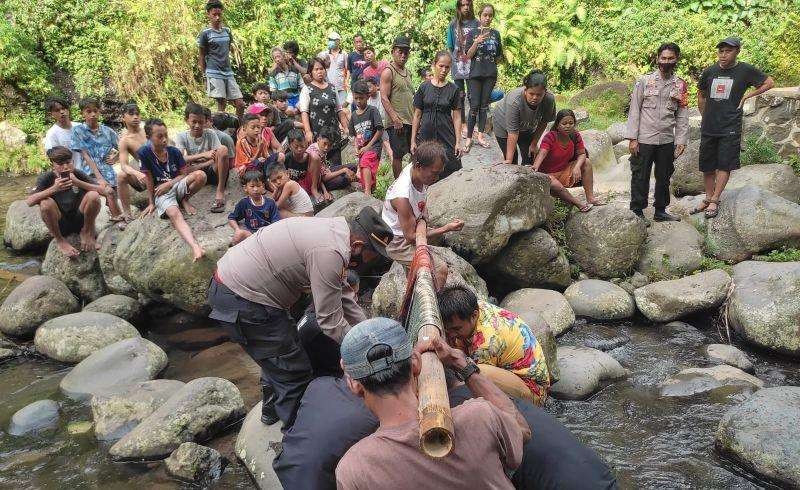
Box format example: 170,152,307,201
704,201,720,219
476,137,491,149
691,198,713,215
210,199,226,213
578,203,594,213
462,139,473,154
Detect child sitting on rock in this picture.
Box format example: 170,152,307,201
246,103,285,163
234,114,273,176
307,126,357,203
138,118,207,261
43,97,79,164
227,170,280,245
265,163,314,218
27,146,107,257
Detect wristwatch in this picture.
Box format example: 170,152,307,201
456,357,480,382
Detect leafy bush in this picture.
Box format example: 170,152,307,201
754,247,800,263
0,19,52,112
373,162,395,201
740,135,782,167
0,142,50,175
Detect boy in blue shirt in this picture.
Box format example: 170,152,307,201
138,118,208,262
227,170,280,245
198,0,246,118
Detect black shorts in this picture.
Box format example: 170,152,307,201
699,133,741,172
203,165,219,186
58,211,84,236
387,124,412,159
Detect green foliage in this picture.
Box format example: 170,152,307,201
698,256,732,274
0,142,50,175
0,19,52,112
373,162,395,201
740,135,782,167
754,247,800,263
786,154,800,176
573,89,629,130
684,0,773,24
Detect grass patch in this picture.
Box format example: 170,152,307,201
698,256,732,275
373,162,394,201
740,134,782,167
754,247,800,262
0,142,49,175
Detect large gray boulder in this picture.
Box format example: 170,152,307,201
8,399,60,436
715,386,800,488
727,163,800,203
59,337,167,401
91,379,186,441
315,192,381,220
706,344,755,373
634,270,731,323
41,235,107,301
371,246,488,319
670,141,704,196
109,377,245,461
659,365,763,397
97,226,137,296
727,261,800,357
500,288,575,336
83,294,142,324
636,221,704,278
565,205,647,278
235,402,283,490
0,120,26,148
427,165,552,264
699,186,800,263
34,312,140,363
581,129,616,170
483,228,571,291
3,200,51,252
0,275,79,338
606,122,627,145
550,346,628,400
563,280,635,320
165,442,227,485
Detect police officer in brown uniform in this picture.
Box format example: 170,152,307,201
625,42,689,222
207,207,392,428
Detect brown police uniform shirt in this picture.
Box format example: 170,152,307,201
215,216,365,343
624,70,689,146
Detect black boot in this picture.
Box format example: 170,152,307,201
261,387,279,425
653,209,680,222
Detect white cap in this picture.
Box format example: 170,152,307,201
328,31,341,41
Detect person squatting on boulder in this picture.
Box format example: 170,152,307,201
437,284,551,405
27,146,106,258
495,70,557,165
335,317,531,489
207,207,393,427
695,36,774,218
625,42,689,222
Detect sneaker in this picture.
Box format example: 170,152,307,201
653,210,680,222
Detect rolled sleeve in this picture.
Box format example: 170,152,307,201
307,248,350,343
624,79,643,141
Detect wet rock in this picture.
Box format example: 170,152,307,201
565,205,647,279
34,312,140,363
636,221,704,278
91,379,185,441
500,289,575,336
634,270,731,322
483,228,571,292
8,399,60,436
550,346,628,400
314,192,381,220
97,226,137,296
371,246,488,319
663,321,709,346
563,280,635,320
67,421,93,435
60,337,167,401
706,344,754,373
581,129,617,170
41,235,106,301
727,261,800,357
715,386,800,488
0,275,79,338
606,122,626,145
83,294,142,324
165,442,227,485
427,165,552,264
235,402,283,489
670,141,704,196
659,365,763,397
0,347,16,361
109,377,246,461
3,200,51,252
698,186,800,263
726,164,800,203
581,325,631,352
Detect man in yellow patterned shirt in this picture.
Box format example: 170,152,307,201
437,284,551,405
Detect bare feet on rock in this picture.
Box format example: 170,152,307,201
79,230,97,252
55,238,80,258
181,200,197,215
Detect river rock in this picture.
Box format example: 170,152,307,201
483,228,571,292
91,379,185,441
727,164,800,203
715,386,800,487
427,165,552,264
97,226,137,296
606,122,627,145
83,294,142,323
371,246,488,319
41,235,106,301
59,337,167,401
500,288,575,336
670,141,704,196
563,280,635,320
700,186,800,263
727,261,800,357
235,402,283,489
8,399,60,436
659,365,763,397
3,200,51,252
0,120,26,148
109,377,245,461
580,129,616,171
0,275,79,338
34,312,140,363
550,346,628,400
315,192,381,220
634,270,731,322
165,442,227,485
565,204,647,278
706,344,754,373
613,140,629,159
636,221,704,279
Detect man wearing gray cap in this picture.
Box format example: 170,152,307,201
335,317,531,489
207,207,393,427
695,36,774,218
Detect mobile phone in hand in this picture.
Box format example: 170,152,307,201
59,171,71,180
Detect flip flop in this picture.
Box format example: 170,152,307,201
477,138,491,149
579,203,594,213
462,139,473,154
691,199,713,215
210,199,226,213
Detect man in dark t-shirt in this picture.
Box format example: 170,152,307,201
696,37,773,218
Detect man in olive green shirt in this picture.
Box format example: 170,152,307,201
381,35,415,178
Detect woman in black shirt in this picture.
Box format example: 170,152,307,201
299,57,349,166
411,50,463,180
464,3,502,151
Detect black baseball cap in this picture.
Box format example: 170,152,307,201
716,37,741,49
392,35,411,50
352,207,393,258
